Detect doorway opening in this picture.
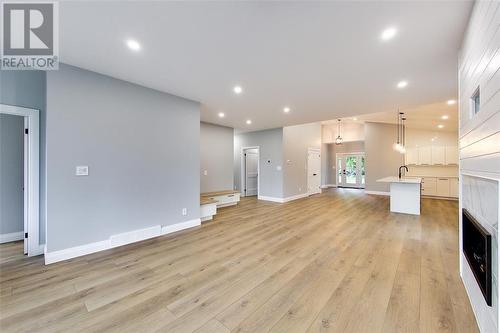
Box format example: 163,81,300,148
336,152,365,189
241,147,259,197
0,104,41,256
307,148,321,195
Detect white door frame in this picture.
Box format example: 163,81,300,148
0,104,41,256
240,146,260,197
307,147,321,195
336,152,365,189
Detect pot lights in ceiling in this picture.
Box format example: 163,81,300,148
441,115,449,120
283,107,291,113
233,86,243,94
218,112,225,118
126,39,141,51
447,99,457,105
381,27,397,41
246,119,252,125
397,80,408,89
352,117,357,121
437,124,444,129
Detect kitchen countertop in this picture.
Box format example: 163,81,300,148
377,176,422,184
407,175,459,178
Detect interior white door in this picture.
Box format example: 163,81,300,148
244,150,258,196
336,153,365,188
307,149,321,195
23,118,28,254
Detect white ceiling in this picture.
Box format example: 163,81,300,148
323,101,459,132
58,1,472,131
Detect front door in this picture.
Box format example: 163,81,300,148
337,153,365,188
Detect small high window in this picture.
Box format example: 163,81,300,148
471,87,480,117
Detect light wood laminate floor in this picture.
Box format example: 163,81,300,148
0,189,478,332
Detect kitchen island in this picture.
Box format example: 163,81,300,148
377,177,422,215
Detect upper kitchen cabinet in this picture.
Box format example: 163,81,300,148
406,147,419,165
431,146,446,165
406,145,459,166
418,146,432,165
445,146,459,165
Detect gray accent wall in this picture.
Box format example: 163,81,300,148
0,70,46,244
282,123,321,198
200,122,234,193
0,114,24,235
46,64,200,252
234,128,284,198
364,122,404,192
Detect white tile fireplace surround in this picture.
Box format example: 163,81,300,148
461,175,499,332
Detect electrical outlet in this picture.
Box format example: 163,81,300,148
75,166,89,176
182,208,187,216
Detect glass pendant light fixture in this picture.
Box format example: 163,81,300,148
392,111,406,154
335,119,343,145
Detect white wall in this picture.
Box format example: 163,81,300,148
283,123,321,198
46,64,201,253
322,122,365,143
200,122,234,193
364,122,404,193
234,128,284,199
458,2,500,332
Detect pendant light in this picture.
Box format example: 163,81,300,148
335,119,343,145
392,111,406,154
393,111,402,152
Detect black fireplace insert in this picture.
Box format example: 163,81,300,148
462,208,492,306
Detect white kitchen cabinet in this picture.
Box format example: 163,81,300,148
436,178,450,197
421,177,437,196
445,146,459,165
431,146,446,165
418,147,432,165
449,178,459,197
405,148,418,165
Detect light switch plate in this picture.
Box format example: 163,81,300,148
203,170,208,176
76,166,89,176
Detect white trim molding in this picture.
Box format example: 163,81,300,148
0,232,23,244
0,104,41,256
45,218,201,264
258,195,284,203
321,184,337,189
258,192,310,203
364,190,390,196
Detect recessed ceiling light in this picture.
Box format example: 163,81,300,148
381,27,397,41
437,124,444,129
447,99,456,105
233,86,243,94
397,80,408,89
246,119,252,125
441,115,449,120
283,107,291,113
218,112,225,118
353,117,358,121
126,39,141,51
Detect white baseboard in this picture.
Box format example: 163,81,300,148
161,218,201,235
258,195,284,203
110,225,162,248
0,231,23,244
258,192,310,203
364,190,390,196
321,184,337,189
45,218,201,265
284,192,311,202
